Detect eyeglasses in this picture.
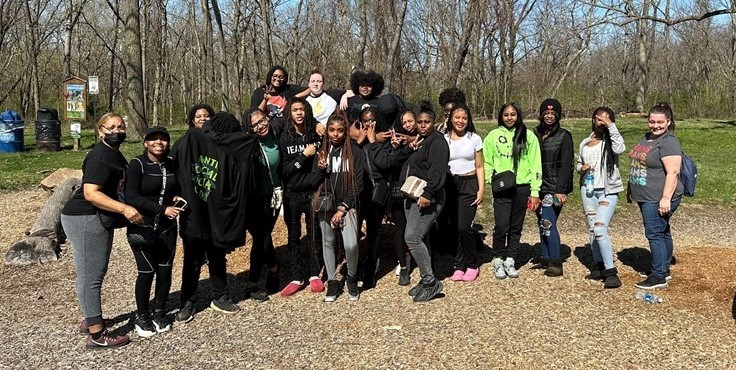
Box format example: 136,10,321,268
251,117,268,129
361,118,376,124
272,74,285,80
101,126,126,133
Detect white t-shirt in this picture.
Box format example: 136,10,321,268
445,132,483,175
306,93,337,125
581,140,605,189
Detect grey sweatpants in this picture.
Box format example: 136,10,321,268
319,209,359,280
405,191,444,284
61,214,114,326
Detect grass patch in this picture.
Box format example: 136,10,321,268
0,118,733,204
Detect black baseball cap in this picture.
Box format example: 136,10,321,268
144,126,170,141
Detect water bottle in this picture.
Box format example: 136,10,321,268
635,291,663,304
542,194,554,206
585,170,594,197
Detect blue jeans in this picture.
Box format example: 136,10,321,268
639,198,681,278
537,193,563,260
581,188,618,269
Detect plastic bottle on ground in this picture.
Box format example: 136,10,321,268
635,290,663,304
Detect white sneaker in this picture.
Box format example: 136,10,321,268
504,257,519,278
492,258,507,279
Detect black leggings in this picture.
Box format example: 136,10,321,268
130,227,177,315
492,184,531,259
246,206,279,283
390,201,409,268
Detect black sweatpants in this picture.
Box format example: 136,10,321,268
283,190,324,281
492,184,531,260
180,236,229,303
246,206,279,283
446,174,480,270
130,226,177,315
359,187,385,285
390,200,409,268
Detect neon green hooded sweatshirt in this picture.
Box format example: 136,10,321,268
483,125,542,197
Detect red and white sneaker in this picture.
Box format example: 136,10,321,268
86,331,130,349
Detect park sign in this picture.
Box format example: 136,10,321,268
88,76,99,95
62,76,86,121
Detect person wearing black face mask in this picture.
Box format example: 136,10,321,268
61,113,143,349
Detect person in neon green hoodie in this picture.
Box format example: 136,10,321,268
483,102,542,279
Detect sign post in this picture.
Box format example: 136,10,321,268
88,76,99,144
62,76,87,151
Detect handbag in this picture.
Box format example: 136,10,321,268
259,142,284,211
312,185,335,213
364,147,390,208
491,170,516,194
401,175,427,200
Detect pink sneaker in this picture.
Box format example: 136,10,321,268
450,269,465,281
280,281,304,297
309,277,325,293
462,268,479,282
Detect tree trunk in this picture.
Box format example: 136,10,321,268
384,0,408,93
211,0,230,112
635,0,652,113
123,0,147,139
23,0,40,115
357,0,368,71
259,0,274,67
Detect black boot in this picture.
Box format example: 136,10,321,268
602,267,622,289
585,262,605,280
544,259,563,277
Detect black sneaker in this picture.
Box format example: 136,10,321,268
346,276,360,301
324,280,339,302
638,270,672,281
248,288,269,302
152,309,171,333
175,301,195,323
529,258,548,270
413,280,444,302
635,275,668,289
210,295,240,314
398,268,411,286
134,314,156,338
408,282,422,297
86,330,130,349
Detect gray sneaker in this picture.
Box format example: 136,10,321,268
492,258,507,279
504,257,519,278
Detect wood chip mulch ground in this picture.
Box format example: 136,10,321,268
1,189,735,369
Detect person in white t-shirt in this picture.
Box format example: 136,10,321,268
305,70,340,136
443,104,485,282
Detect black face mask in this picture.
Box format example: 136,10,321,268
103,132,126,146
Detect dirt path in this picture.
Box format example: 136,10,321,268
1,189,734,369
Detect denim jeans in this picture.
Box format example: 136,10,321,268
405,190,445,284
639,198,681,278
537,193,563,261
581,188,619,270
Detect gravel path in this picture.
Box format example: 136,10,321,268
1,189,735,369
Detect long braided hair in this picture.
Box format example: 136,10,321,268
591,107,617,177
316,111,359,216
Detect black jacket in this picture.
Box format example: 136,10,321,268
124,154,178,230
404,130,450,201
315,142,365,211
172,126,258,248
279,126,323,192
534,125,574,194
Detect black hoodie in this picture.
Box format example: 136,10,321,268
171,125,258,248
404,129,449,201
279,124,323,192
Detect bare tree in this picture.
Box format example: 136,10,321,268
122,0,147,138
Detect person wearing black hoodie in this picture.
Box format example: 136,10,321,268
532,98,574,277
403,102,449,302
316,112,365,302
242,108,283,301
278,97,326,297
172,109,258,321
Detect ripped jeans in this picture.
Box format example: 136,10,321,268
537,193,563,261
581,188,619,270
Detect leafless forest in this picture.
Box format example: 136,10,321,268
1,0,735,137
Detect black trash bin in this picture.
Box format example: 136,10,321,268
35,107,61,151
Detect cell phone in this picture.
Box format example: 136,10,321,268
173,198,188,210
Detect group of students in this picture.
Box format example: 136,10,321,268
60,66,685,349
